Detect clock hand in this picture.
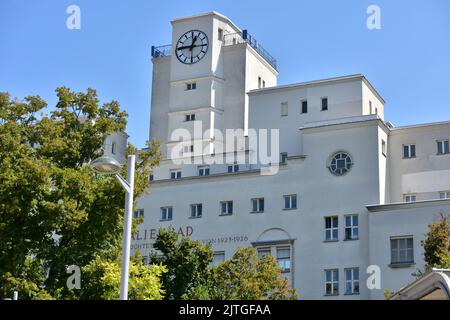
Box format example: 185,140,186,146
189,36,198,51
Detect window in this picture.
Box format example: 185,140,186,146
186,82,196,90
220,201,233,216
301,100,308,114
257,247,271,258
149,174,154,182
329,152,353,176
133,209,144,219
183,145,194,153
284,194,297,210
439,191,450,199
218,28,223,41
345,215,359,240
321,97,328,111
281,102,288,116
277,247,291,273
212,251,225,265
258,76,262,89
390,237,414,265
190,204,202,218
185,114,196,121
111,142,116,155
382,139,387,157
375,107,378,115
262,80,266,88
251,198,264,213
280,152,288,164
404,194,416,203
345,268,359,295
198,166,210,176
369,100,372,114
227,163,239,173
325,269,339,296
161,207,173,221
403,144,416,158
170,170,181,179
437,140,450,155
325,216,338,241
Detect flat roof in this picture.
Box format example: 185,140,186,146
366,198,450,212
248,74,385,104
171,11,241,34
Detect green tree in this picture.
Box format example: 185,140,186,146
0,88,161,299
79,253,167,300
421,214,450,270
150,227,214,299
186,246,298,300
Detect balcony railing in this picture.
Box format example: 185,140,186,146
223,30,278,71
151,45,171,58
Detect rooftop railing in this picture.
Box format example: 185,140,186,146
151,45,172,58
223,30,278,71
151,30,278,71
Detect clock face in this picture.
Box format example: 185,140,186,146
176,30,209,64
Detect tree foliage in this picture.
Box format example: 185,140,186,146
421,214,450,270
0,88,161,299
150,227,214,300
185,246,298,300
79,253,167,300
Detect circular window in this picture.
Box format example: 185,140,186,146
329,152,353,176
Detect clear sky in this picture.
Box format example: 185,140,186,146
1,0,449,148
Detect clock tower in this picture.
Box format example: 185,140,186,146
150,12,278,160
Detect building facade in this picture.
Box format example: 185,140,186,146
132,12,450,299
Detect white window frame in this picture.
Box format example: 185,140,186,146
439,191,450,199
403,144,416,158
220,201,233,216
251,198,264,213
382,139,387,157
301,99,308,114
283,194,297,210
185,113,196,122
186,82,197,91
170,169,182,180
227,163,239,173
404,194,417,203
281,102,288,116
212,251,225,266
437,140,450,155
321,97,328,111
133,209,144,219
276,247,291,273
325,216,339,241
390,236,414,265
190,203,202,218
325,269,339,296
280,152,288,164
344,215,359,240
160,206,173,221
345,268,359,295
198,166,210,176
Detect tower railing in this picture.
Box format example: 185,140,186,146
151,45,172,58
223,30,278,71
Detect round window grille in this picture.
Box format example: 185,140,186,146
329,152,353,176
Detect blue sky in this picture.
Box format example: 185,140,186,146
1,0,449,148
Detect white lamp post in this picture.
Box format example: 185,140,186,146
90,154,135,300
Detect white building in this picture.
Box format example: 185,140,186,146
132,12,450,299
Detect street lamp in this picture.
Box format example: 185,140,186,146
90,154,135,300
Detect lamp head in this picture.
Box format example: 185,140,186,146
90,156,121,175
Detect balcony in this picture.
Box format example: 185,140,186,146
151,45,171,58
223,30,278,71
